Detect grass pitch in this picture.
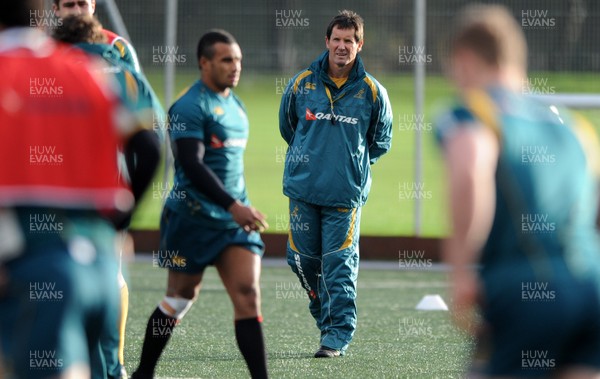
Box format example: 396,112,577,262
124,260,472,378
130,71,454,237
130,71,600,237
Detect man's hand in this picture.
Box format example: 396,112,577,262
228,200,269,233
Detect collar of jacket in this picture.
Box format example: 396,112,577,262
75,43,122,65
310,50,366,90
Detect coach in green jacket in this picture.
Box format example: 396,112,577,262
279,10,393,358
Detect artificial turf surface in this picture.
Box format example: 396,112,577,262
124,260,472,378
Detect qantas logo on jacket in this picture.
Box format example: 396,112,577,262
305,108,358,125
210,134,247,149
305,108,317,120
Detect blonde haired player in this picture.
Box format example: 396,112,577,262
437,4,600,378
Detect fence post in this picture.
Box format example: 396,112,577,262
414,0,426,236
162,0,178,190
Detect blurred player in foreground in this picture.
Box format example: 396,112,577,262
279,10,393,357
50,6,149,373
53,14,163,379
436,4,600,378
0,1,159,378
52,0,140,72
131,30,269,379
52,0,168,364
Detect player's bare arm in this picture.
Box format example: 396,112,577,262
443,124,497,334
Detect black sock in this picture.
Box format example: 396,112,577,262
133,307,178,378
235,317,269,379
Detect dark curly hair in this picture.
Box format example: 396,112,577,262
52,14,107,44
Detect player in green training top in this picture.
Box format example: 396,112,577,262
131,30,269,379
52,14,164,379
437,4,600,378
53,0,141,73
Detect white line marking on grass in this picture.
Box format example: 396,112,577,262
134,254,451,271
